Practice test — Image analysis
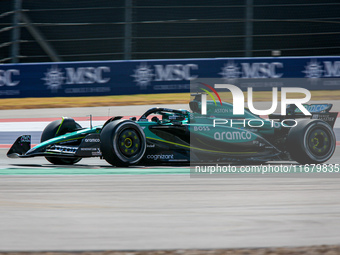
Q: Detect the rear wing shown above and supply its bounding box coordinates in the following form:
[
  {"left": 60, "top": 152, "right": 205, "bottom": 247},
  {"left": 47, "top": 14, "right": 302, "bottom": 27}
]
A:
[
  {"left": 286, "top": 103, "right": 332, "bottom": 115},
  {"left": 311, "top": 112, "right": 338, "bottom": 128},
  {"left": 269, "top": 104, "right": 338, "bottom": 128}
]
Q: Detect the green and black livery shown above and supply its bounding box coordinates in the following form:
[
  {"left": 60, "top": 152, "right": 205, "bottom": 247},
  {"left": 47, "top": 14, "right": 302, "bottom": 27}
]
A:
[{"left": 7, "top": 98, "right": 337, "bottom": 166}]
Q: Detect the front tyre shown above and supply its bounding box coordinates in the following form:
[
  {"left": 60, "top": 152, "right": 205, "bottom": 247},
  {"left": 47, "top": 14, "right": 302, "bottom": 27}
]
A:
[
  {"left": 41, "top": 118, "right": 82, "bottom": 165},
  {"left": 100, "top": 120, "right": 146, "bottom": 167},
  {"left": 286, "top": 119, "right": 336, "bottom": 164}
]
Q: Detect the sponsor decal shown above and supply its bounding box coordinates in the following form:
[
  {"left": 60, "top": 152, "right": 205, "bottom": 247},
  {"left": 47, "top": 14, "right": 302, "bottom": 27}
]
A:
[
  {"left": 0, "top": 90, "right": 20, "bottom": 96},
  {"left": 132, "top": 62, "right": 198, "bottom": 89},
  {"left": 64, "top": 87, "right": 111, "bottom": 94},
  {"left": 219, "top": 61, "right": 283, "bottom": 80},
  {"left": 154, "top": 64, "right": 198, "bottom": 81},
  {"left": 294, "top": 104, "right": 330, "bottom": 113},
  {"left": 214, "top": 108, "right": 231, "bottom": 113},
  {"left": 153, "top": 84, "right": 191, "bottom": 90},
  {"left": 92, "top": 151, "right": 102, "bottom": 156},
  {"left": 41, "top": 66, "right": 65, "bottom": 92},
  {"left": 214, "top": 131, "right": 252, "bottom": 141},
  {"left": 65, "top": 66, "right": 110, "bottom": 84},
  {"left": 42, "top": 65, "right": 111, "bottom": 92},
  {"left": 139, "top": 118, "right": 149, "bottom": 122},
  {"left": 323, "top": 61, "right": 340, "bottom": 77},
  {"left": 303, "top": 59, "right": 340, "bottom": 84},
  {"left": 81, "top": 148, "right": 98, "bottom": 151},
  {"left": 131, "top": 62, "right": 154, "bottom": 89},
  {"left": 20, "top": 135, "right": 31, "bottom": 143},
  {"left": 146, "top": 154, "right": 174, "bottom": 160},
  {"left": 80, "top": 147, "right": 102, "bottom": 156},
  {"left": 311, "top": 113, "right": 338, "bottom": 127},
  {"left": 84, "top": 138, "right": 100, "bottom": 143},
  {"left": 303, "top": 59, "right": 324, "bottom": 84},
  {"left": 0, "top": 69, "right": 20, "bottom": 87},
  {"left": 240, "top": 62, "right": 283, "bottom": 78},
  {"left": 168, "top": 114, "right": 185, "bottom": 121},
  {"left": 169, "top": 115, "right": 180, "bottom": 120},
  {"left": 193, "top": 126, "right": 210, "bottom": 131},
  {"left": 219, "top": 61, "right": 241, "bottom": 82},
  {"left": 303, "top": 59, "right": 322, "bottom": 79},
  {"left": 312, "top": 114, "right": 335, "bottom": 122}
]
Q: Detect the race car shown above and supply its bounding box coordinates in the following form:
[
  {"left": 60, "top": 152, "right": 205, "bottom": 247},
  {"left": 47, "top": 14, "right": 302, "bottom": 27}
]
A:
[{"left": 7, "top": 97, "right": 337, "bottom": 166}]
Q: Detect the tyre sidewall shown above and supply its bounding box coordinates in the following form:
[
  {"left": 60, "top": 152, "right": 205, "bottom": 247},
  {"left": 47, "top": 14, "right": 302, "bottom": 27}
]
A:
[
  {"left": 100, "top": 120, "right": 146, "bottom": 166},
  {"left": 287, "top": 119, "right": 335, "bottom": 164},
  {"left": 303, "top": 121, "right": 335, "bottom": 163}
]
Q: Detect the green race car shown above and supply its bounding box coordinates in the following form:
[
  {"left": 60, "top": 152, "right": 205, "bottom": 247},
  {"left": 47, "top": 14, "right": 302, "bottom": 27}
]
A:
[{"left": 7, "top": 98, "right": 337, "bottom": 166}]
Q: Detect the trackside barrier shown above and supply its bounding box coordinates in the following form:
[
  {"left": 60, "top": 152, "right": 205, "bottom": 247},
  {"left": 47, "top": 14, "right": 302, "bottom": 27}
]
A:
[{"left": 1, "top": 56, "right": 340, "bottom": 98}]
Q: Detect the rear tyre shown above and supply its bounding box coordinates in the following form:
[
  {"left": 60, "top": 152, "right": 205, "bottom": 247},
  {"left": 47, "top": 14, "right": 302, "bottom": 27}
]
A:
[
  {"left": 286, "top": 119, "right": 336, "bottom": 164},
  {"left": 100, "top": 120, "right": 146, "bottom": 167},
  {"left": 41, "top": 118, "right": 82, "bottom": 165}
]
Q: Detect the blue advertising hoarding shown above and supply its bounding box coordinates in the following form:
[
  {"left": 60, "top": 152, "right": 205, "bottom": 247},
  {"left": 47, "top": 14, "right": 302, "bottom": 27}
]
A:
[{"left": 0, "top": 56, "right": 340, "bottom": 98}]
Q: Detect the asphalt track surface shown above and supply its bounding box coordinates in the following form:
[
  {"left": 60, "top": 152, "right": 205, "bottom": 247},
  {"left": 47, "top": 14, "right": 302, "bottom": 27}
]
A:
[{"left": 1, "top": 103, "right": 340, "bottom": 251}]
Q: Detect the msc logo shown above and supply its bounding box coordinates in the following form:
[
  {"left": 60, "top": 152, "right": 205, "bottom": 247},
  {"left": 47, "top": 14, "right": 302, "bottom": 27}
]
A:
[
  {"left": 219, "top": 61, "right": 283, "bottom": 80},
  {"left": 303, "top": 59, "right": 340, "bottom": 80},
  {"left": 132, "top": 62, "right": 198, "bottom": 89},
  {"left": 323, "top": 61, "right": 340, "bottom": 77},
  {"left": 0, "top": 69, "right": 20, "bottom": 87},
  {"left": 218, "top": 61, "right": 241, "bottom": 82},
  {"left": 42, "top": 65, "right": 111, "bottom": 92},
  {"left": 303, "top": 59, "right": 324, "bottom": 80},
  {"left": 131, "top": 63, "right": 154, "bottom": 89}
]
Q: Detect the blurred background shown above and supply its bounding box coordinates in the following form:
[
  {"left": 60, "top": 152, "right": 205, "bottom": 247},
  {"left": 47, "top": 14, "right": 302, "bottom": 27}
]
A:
[{"left": 1, "top": 0, "right": 340, "bottom": 63}]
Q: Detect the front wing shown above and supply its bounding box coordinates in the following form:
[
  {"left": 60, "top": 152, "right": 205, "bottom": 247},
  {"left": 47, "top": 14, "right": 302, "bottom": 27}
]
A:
[{"left": 7, "top": 134, "right": 102, "bottom": 159}]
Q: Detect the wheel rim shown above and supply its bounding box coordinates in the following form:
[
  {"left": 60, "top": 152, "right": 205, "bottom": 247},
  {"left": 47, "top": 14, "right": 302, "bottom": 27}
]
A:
[
  {"left": 307, "top": 127, "right": 332, "bottom": 157},
  {"left": 117, "top": 128, "right": 141, "bottom": 157}
]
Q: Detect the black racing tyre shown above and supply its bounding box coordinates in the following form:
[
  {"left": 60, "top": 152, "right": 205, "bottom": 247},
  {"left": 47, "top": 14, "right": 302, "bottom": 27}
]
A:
[
  {"left": 286, "top": 119, "right": 336, "bottom": 164},
  {"left": 41, "top": 118, "right": 82, "bottom": 165},
  {"left": 100, "top": 120, "right": 146, "bottom": 167}
]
